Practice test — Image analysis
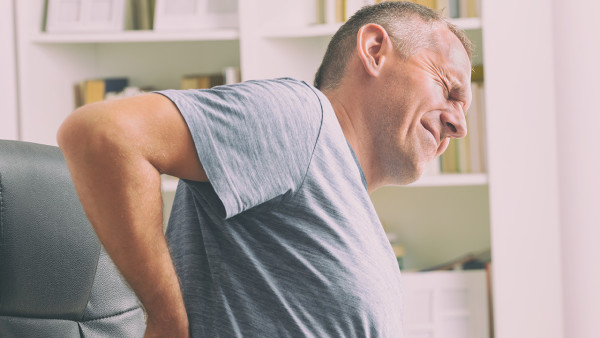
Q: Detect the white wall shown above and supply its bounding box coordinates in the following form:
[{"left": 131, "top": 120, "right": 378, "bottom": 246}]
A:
[
  {"left": 482, "top": 0, "right": 564, "bottom": 336},
  {"left": 553, "top": 0, "right": 600, "bottom": 337},
  {"left": 0, "top": 0, "right": 19, "bottom": 140}
]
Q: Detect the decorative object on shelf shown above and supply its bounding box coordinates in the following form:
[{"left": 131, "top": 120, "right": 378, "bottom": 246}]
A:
[
  {"left": 223, "top": 66, "right": 241, "bottom": 85},
  {"left": 44, "top": 0, "right": 133, "bottom": 33},
  {"left": 418, "top": 248, "right": 491, "bottom": 272},
  {"left": 153, "top": 0, "right": 238, "bottom": 32}
]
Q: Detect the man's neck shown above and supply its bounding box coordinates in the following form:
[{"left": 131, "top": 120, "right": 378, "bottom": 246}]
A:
[{"left": 323, "top": 89, "right": 383, "bottom": 193}]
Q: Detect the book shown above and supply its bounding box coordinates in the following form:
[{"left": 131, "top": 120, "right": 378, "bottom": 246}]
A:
[
  {"left": 466, "top": 81, "right": 485, "bottom": 173},
  {"left": 336, "top": 0, "right": 346, "bottom": 22},
  {"left": 448, "top": 0, "right": 459, "bottom": 18},
  {"left": 422, "top": 155, "right": 441, "bottom": 176},
  {"left": 75, "top": 77, "right": 129, "bottom": 107},
  {"left": 325, "top": 0, "right": 337, "bottom": 24},
  {"left": 472, "top": 64, "right": 485, "bottom": 82},
  {"left": 436, "top": 0, "right": 450, "bottom": 17},
  {"left": 459, "top": 0, "right": 468, "bottom": 18},
  {"left": 440, "top": 138, "right": 459, "bottom": 173},
  {"left": 320, "top": 0, "right": 346, "bottom": 24},
  {"left": 181, "top": 74, "right": 225, "bottom": 90},
  {"left": 456, "top": 131, "right": 471, "bottom": 173},
  {"left": 409, "top": 0, "right": 437, "bottom": 10},
  {"left": 466, "top": 0, "right": 480, "bottom": 17},
  {"left": 476, "top": 81, "right": 487, "bottom": 173},
  {"left": 84, "top": 80, "right": 106, "bottom": 105},
  {"left": 133, "top": 0, "right": 156, "bottom": 30},
  {"left": 377, "top": 0, "right": 436, "bottom": 11}
]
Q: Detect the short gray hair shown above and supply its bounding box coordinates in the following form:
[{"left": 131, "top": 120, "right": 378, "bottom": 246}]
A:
[{"left": 313, "top": 1, "right": 473, "bottom": 90}]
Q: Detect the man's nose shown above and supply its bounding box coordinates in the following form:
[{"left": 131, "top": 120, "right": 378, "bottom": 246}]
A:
[{"left": 440, "top": 107, "right": 467, "bottom": 139}]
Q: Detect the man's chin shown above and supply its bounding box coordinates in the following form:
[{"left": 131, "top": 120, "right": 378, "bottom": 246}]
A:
[{"left": 390, "top": 167, "right": 423, "bottom": 186}]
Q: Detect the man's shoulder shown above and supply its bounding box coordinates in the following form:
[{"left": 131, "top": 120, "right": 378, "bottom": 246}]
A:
[{"left": 229, "top": 77, "right": 322, "bottom": 102}]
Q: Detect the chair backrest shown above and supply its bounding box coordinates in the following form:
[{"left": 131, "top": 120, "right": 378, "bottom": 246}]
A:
[{"left": 0, "top": 140, "right": 146, "bottom": 337}]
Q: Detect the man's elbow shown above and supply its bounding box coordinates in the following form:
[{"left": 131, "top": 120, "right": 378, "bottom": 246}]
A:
[
  {"left": 58, "top": 105, "right": 92, "bottom": 156},
  {"left": 57, "top": 103, "right": 118, "bottom": 161}
]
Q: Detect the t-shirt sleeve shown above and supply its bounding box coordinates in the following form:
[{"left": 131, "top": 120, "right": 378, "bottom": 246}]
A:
[{"left": 156, "top": 79, "right": 323, "bottom": 219}]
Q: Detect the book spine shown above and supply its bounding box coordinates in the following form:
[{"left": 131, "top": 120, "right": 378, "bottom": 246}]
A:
[
  {"left": 441, "top": 138, "right": 459, "bottom": 173},
  {"left": 436, "top": 0, "right": 450, "bottom": 17},
  {"left": 467, "top": 81, "right": 482, "bottom": 173},
  {"left": 448, "top": 0, "right": 459, "bottom": 18},
  {"left": 456, "top": 134, "right": 471, "bottom": 173},
  {"left": 84, "top": 80, "right": 106, "bottom": 105},
  {"left": 325, "top": 0, "right": 337, "bottom": 24}
]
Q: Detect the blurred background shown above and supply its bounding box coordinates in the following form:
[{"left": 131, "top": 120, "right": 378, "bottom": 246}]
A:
[{"left": 1, "top": 1, "right": 598, "bottom": 337}]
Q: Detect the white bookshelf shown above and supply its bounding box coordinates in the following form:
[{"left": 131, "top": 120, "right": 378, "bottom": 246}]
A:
[
  {"left": 13, "top": 1, "right": 563, "bottom": 337},
  {"left": 31, "top": 29, "right": 240, "bottom": 43}
]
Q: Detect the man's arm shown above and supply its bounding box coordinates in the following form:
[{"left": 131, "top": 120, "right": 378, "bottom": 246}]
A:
[{"left": 57, "top": 93, "right": 207, "bottom": 338}]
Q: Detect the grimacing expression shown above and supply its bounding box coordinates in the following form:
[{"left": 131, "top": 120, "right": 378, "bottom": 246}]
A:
[{"left": 372, "top": 25, "right": 472, "bottom": 185}]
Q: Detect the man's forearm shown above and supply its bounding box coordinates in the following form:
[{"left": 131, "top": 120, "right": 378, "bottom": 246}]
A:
[{"left": 58, "top": 106, "right": 189, "bottom": 337}]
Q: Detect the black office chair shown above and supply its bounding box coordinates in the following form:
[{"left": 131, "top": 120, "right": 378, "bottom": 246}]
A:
[{"left": 0, "top": 140, "right": 146, "bottom": 337}]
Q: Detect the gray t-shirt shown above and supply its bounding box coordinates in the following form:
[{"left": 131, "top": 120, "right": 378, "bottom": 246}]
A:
[{"left": 157, "top": 78, "right": 403, "bottom": 337}]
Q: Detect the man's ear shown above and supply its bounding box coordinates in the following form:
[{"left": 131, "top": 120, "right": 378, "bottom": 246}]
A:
[{"left": 356, "top": 24, "right": 393, "bottom": 78}]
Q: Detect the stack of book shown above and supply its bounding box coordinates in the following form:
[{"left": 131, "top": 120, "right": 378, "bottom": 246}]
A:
[
  {"left": 315, "top": 0, "right": 481, "bottom": 25},
  {"left": 181, "top": 67, "right": 241, "bottom": 90},
  {"left": 181, "top": 74, "right": 225, "bottom": 90},
  {"left": 74, "top": 77, "right": 129, "bottom": 107}
]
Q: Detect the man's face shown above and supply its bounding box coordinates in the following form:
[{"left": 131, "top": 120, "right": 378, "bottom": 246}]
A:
[{"left": 370, "top": 25, "right": 472, "bottom": 185}]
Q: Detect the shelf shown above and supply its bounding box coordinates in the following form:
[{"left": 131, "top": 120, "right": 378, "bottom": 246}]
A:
[
  {"left": 160, "top": 174, "right": 486, "bottom": 192},
  {"left": 31, "top": 29, "right": 240, "bottom": 44},
  {"left": 407, "top": 173, "right": 487, "bottom": 187},
  {"left": 30, "top": 18, "right": 480, "bottom": 43},
  {"left": 263, "top": 17, "right": 481, "bottom": 39}
]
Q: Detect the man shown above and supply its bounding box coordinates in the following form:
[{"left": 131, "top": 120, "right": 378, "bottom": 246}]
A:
[{"left": 57, "top": 2, "right": 472, "bottom": 337}]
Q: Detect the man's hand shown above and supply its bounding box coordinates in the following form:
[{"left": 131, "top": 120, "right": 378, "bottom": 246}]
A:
[{"left": 144, "top": 317, "right": 190, "bottom": 338}]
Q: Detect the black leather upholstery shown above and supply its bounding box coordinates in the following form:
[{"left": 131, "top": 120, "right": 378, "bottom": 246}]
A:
[{"left": 0, "top": 140, "right": 146, "bottom": 337}]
